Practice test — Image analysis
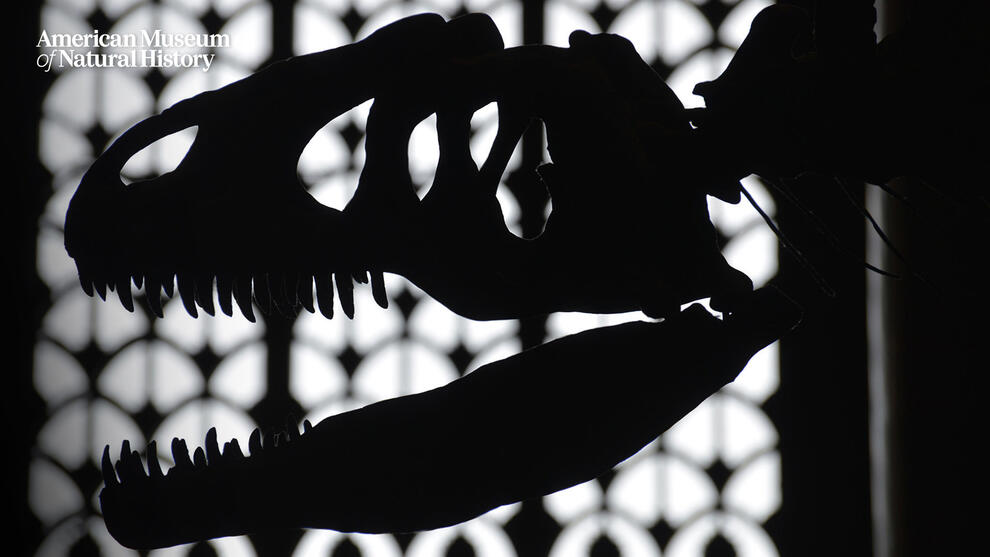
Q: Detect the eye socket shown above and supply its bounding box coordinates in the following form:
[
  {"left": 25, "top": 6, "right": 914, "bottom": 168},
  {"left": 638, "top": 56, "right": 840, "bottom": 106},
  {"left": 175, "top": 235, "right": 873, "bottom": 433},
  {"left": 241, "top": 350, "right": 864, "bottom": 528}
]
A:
[
  {"left": 119, "top": 125, "right": 198, "bottom": 185},
  {"left": 297, "top": 100, "right": 369, "bottom": 211}
]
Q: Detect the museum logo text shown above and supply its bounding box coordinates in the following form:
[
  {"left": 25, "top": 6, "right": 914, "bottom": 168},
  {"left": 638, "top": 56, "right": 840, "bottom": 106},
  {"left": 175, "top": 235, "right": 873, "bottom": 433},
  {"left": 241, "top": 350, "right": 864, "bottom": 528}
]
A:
[{"left": 37, "top": 29, "right": 230, "bottom": 72}]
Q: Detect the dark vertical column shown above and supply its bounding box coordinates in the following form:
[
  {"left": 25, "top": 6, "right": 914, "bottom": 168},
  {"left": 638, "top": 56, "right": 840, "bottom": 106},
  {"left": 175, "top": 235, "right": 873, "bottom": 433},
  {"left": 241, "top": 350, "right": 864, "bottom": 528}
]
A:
[
  {"left": 249, "top": 3, "right": 304, "bottom": 555},
  {"left": 765, "top": 3, "right": 876, "bottom": 555},
  {"left": 271, "top": 0, "right": 295, "bottom": 65},
  {"left": 503, "top": 3, "right": 563, "bottom": 557},
  {"left": 13, "top": 2, "right": 51, "bottom": 555},
  {"left": 257, "top": 0, "right": 300, "bottom": 425},
  {"left": 514, "top": 0, "right": 550, "bottom": 248},
  {"left": 251, "top": 1, "right": 300, "bottom": 420},
  {"left": 878, "top": 179, "right": 982, "bottom": 557},
  {"left": 872, "top": 3, "right": 983, "bottom": 556},
  {"left": 522, "top": 0, "right": 545, "bottom": 46},
  {"left": 768, "top": 174, "right": 873, "bottom": 557},
  {"left": 251, "top": 0, "right": 302, "bottom": 430},
  {"left": 509, "top": 0, "right": 549, "bottom": 354}
]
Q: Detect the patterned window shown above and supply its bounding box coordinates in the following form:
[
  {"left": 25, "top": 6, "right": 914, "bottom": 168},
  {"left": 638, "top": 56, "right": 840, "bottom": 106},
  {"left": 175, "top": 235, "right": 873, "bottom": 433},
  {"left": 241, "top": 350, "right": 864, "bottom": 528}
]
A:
[{"left": 32, "top": 1, "right": 781, "bottom": 555}]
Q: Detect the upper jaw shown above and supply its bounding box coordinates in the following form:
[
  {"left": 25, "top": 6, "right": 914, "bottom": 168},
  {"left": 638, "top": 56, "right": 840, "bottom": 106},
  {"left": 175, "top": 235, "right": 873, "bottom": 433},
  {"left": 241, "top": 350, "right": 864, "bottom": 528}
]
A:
[{"left": 66, "top": 14, "right": 754, "bottom": 323}]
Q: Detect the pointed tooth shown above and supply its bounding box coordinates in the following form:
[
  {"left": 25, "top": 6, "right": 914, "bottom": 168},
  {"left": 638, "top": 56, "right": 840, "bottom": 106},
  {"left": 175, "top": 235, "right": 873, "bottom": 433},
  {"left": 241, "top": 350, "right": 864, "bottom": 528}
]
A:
[
  {"left": 147, "top": 441, "right": 163, "bottom": 478},
  {"left": 276, "top": 274, "right": 301, "bottom": 318},
  {"left": 78, "top": 264, "right": 95, "bottom": 297},
  {"left": 145, "top": 275, "right": 163, "bottom": 317},
  {"left": 162, "top": 274, "right": 175, "bottom": 298},
  {"left": 94, "top": 280, "right": 107, "bottom": 301},
  {"left": 285, "top": 273, "right": 302, "bottom": 317},
  {"left": 267, "top": 273, "right": 286, "bottom": 312},
  {"left": 370, "top": 271, "right": 389, "bottom": 308},
  {"left": 127, "top": 450, "right": 145, "bottom": 480},
  {"left": 79, "top": 276, "right": 94, "bottom": 297},
  {"left": 352, "top": 270, "right": 369, "bottom": 284},
  {"left": 101, "top": 445, "right": 118, "bottom": 487},
  {"left": 217, "top": 275, "right": 234, "bottom": 317},
  {"left": 193, "top": 446, "right": 207, "bottom": 469},
  {"left": 303, "top": 419, "right": 313, "bottom": 434},
  {"left": 107, "top": 280, "right": 116, "bottom": 292},
  {"left": 116, "top": 450, "right": 143, "bottom": 484},
  {"left": 335, "top": 272, "right": 355, "bottom": 319},
  {"left": 253, "top": 274, "right": 272, "bottom": 315},
  {"left": 281, "top": 273, "right": 299, "bottom": 309},
  {"left": 297, "top": 275, "right": 314, "bottom": 313},
  {"left": 177, "top": 275, "right": 198, "bottom": 317},
  {"left": 172, "top": 437, "right": 193, "bottom": 470},
  {"left": 234, "top": 275, "right": 255, "bottom": 322},
  {"left": 205, "top": 427, "right": 221, "bottom": 464},
  {"left": 132, "top": 275, "right": 143, "bottom": 289},
  {"left": 116, "top": 276, "right": 134, "bottom": 312},
  {"left": 115, "top": 440, "right": 133, "bottom": 482},
  {"left": 195, "top": 275, "right": 215, "bottom": 316},
  {"left": 114, "top": 460, "right": 125, "bottom": 484},
  {"left": 249, "top": 428, "right": 262, "bottom": 455},
  {"left": 220, "top": 442, "right": 237, "bottom": 464},
  {"left": 226, "top": 438, "right": 244, "bottom": 460},
  {"left": 315, "top": 274, "right": 334, "bottom": 319}
]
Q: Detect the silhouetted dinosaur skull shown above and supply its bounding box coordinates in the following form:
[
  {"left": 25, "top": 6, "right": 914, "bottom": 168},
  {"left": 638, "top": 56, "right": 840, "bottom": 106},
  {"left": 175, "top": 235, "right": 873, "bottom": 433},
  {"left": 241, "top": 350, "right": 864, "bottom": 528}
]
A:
[
  {"left": 68, "top": 12, "right": 793, "bottom": 551},
  {"left": 65, "top": 13, "right": 752, "bottom": 323}
]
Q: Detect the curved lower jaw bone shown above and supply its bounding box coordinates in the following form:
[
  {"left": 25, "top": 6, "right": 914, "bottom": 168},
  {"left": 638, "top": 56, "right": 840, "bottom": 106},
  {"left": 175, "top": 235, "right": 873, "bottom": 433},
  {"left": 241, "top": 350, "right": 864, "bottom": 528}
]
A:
[{"left": 98, "top": 287, "right": 800, "bottom": 549}]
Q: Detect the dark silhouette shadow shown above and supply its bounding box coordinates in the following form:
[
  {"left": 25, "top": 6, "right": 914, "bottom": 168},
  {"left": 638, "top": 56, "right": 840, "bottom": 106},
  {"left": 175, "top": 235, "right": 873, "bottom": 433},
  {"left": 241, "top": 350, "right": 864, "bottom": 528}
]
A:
[
  {"left": 99, "top": 287, "right": 797, "bottom": 549},
  {"left": 64, "top": 13, "right": 752, "bottom": 324},
  {"left": 63, "top": 1, "right": 990, "bottom": 551},
  {"left": 64, "top": 11, "right": 802, "bottom": 550}
]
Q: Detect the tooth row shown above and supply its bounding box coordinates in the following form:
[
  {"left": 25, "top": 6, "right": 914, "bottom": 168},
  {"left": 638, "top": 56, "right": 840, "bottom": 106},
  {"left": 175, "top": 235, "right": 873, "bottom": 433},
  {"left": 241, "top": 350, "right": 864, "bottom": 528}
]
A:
[
  {"left": 77, "top": 265, "right": 390, "bottom": 322},
  {"left": 101, "top": 419, "right": 315, "bottom": 488}
]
